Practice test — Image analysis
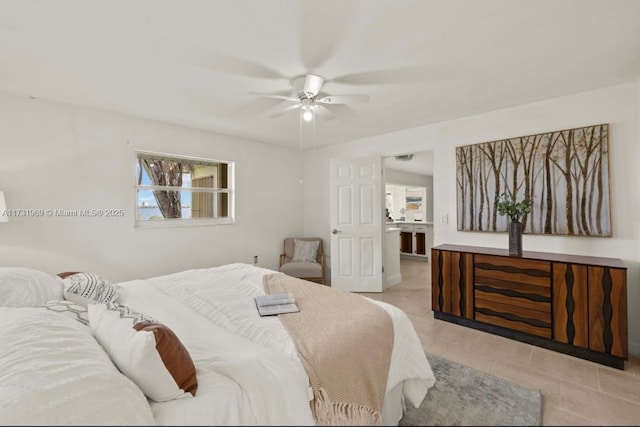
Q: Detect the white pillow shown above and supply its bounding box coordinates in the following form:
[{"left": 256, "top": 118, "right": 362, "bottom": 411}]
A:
[
  {"left": 89, "top": 303, "right": 198, "bottom": 402},
  {"left": 0, "top": 307, "right": 155, "bottom": 425},
  {"left": 38, "top": 300, "right": 89, "bottom": 326},
  {"left": 0, "top": 267, "right": 63, "bottom": 307},
  {"left": 292, "top": 239, "right": 319, "bottom": 262},
  {"left": 61, "top": 272, "right": 121, "bottom": 307}
]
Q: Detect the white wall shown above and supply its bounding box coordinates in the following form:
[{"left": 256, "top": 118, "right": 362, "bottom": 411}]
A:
[
  {"left": 387, "top": 184, "right": 406, "bottom": 220},
  {"left": 303, "top": 81, "right": 640, "bottom": 356},
  {"left": 0, "top": 92, "right": 304, "bottom": 281}
]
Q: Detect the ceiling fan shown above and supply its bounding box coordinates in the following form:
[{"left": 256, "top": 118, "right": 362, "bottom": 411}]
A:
[{"left": 254, "top": 74, "right": 370, "bottom": 121}]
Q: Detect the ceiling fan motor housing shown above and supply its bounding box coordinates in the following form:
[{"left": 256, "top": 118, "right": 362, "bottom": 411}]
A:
[
  {"left": 292, "top": 74, "right": 325, "bottom": 100},
  {"left": 263, "top": 73, "right": 367, "bottom": 120}
]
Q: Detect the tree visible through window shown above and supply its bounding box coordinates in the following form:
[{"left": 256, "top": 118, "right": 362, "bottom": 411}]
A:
[{"left": 135, "top": 152, "right": 233, "bottom": 225}]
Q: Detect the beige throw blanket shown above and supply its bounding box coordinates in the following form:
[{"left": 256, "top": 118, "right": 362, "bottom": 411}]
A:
[{"left": 263, "top": 273, "right": 394, "bottom": 426}]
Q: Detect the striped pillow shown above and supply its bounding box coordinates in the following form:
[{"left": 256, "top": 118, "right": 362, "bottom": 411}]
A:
[{"left": 61, "top": 272, "right": 120, "bottom": 307}]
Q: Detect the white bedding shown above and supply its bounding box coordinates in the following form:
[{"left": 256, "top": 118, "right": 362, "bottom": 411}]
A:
[
  {"left": 115, "top": 263, "right": 435, "bottom": 426},
  {"left": 116, "top": 276, "right": 314, "bottom": 426},
  {"left": 0, "top": 308, "right": 156, "bottom": 426},
  {"left": 0, "top": 263, "right": 434, "bottom": 426}
]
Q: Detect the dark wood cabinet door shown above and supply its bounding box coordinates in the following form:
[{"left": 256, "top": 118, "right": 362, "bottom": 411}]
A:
[
  {"left": 431, "top": 249, "right": 451, "bottom": 313},
  {"left": 415, "top": 233, "right": 426, "bottom": 255},
  {"left": 553, "top": 263, "right": 588, "bottom": 348},
  {"left": 588, "top": 266, "right": 628, "bottom": 358},
  {"left": 431, "top": 249, "right": 473, "bottom": 318},
  {"left": 450, "top": 252, "right": 473, "bottom": 319},
  {"left": 400, "top": 231, "right": 413, "bottom": 253}
]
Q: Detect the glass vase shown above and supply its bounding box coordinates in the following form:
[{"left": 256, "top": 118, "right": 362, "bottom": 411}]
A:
[{"left": 508, "top": 221, "right": 523, "bottom": 256}]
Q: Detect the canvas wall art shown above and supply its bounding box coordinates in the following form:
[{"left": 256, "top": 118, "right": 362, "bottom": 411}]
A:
[
  {"left": 456, "top": 123, "right": 611, "bottom": 236},
  {"left": 405, "top": 188, "right": 423, "bottom": 211}
]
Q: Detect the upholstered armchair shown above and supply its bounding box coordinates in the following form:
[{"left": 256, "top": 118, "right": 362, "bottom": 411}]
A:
[{"left": 279, "top": 238, "right": 325, "bottom": 285}]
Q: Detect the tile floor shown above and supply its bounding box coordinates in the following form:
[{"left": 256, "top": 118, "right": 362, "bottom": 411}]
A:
[{"left": 358, "top": 257, "right": 640, "bottom": 426}]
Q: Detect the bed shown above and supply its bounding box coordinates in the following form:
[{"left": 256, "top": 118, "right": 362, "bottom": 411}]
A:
[{"left": 0, "top": 263, "right": 435, "bottom": 426}]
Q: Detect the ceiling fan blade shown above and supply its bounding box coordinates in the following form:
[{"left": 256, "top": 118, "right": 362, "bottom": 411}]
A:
[
  {"left": 315, "top": 104, "right": 336, "bottom": 121},
  {"left": 303, "top": 74, "right": 325, "bottom": 97},
  {"left": 268, "top": 102, "right": 301, "bottom": 118},
  {"left": 249, "top": 92, "right": 299, "bottom": 102},
  {"left": 199, "top": 51, "right": 286, "bottom": 80},
  {"left": 316, "top": 94, "right": 370, "bottom": 104},
  {"left": 229, "top": 97, "right": 288, "bottom": 118},
  {"left": 327, "top": 104, "right": 359, "bottom": 122},
  {"left": 332, "top": 66, "right": 431, "bottom": 85},
  {"left": 297, "top": 1, "right": 358, "bottom": 70}
]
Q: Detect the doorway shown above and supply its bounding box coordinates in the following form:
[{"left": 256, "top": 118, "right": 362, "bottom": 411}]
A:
[
  {"left": 383, "top": 151, "right": 434, "bottom": 274},
  {"left": 383, "top": 151, "right": 434, "bottom": 224}
]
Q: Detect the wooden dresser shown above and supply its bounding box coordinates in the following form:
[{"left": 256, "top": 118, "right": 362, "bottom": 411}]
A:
[{"left": 431, "top": 244, "right": 628, "bottom": 369}]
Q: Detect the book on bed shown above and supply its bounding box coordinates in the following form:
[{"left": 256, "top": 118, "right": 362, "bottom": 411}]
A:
[{"left": 255, "top": 293, "right": 299, "bottom": 316}]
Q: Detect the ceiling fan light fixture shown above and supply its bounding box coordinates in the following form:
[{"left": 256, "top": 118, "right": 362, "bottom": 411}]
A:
[
  {"left": 300, "top": 98, "right": 316, "bottom": 121},
  {"left": 302, "top": 109, "right": 313, "bottom": 121}
]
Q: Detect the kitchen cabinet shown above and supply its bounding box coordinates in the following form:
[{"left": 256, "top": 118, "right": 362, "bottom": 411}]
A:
[{"left": 397, "top": 223, "right": 432, "bottom": 259}]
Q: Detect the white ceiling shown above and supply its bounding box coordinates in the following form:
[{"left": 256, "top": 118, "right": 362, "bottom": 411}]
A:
[
  {"left": 1, "top": 0, "right": 639, "bottom": 155},
  {"left": 384, "top": 152, "right": 433, "bottom": 176}
]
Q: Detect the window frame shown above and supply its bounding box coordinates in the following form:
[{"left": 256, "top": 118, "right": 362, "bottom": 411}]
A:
[{"left": 134, "top": 150, "right": 235, "bottom": 229}]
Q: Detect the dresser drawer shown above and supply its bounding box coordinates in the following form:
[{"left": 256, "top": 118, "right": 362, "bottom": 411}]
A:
[
  {"left": 474, "top": 254, "right": 551, "bottom": 288},
  {"left": 475, "top": 283, "right": 550, "bottom": 312},
  {"left": 475, "top": 298, "right": 551, "bottom": 338}
]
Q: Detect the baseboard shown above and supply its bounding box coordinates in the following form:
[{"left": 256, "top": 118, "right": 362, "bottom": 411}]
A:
[
  {"left": 400, "top": 253, "right": 429, "bottom": 261},
  {"left": 385, "top": 273, "right": 402, "bottom": 288}
]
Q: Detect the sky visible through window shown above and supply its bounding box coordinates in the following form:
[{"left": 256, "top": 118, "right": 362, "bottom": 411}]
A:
[{"left": 137, "top": 164, "right": 192, "bottom": 208}]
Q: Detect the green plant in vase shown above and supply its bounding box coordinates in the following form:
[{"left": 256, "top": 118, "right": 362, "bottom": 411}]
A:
[
  {"left": 496, "top": 193, "right": 532, "bottom": 223},
  {"left": 496, "top": 193, "right": 532, "bottom": 256}
]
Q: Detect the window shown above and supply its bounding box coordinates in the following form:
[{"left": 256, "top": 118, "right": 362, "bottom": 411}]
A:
[{"left": 135, "top": 151, "right": 234, "bottom": 227}]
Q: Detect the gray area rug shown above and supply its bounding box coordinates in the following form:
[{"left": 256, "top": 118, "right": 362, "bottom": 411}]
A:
[{"left": 399, "top": 352, "right": 542, "bottom": 426}]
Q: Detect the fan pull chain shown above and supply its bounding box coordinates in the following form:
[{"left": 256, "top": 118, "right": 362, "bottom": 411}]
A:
[
  {"left": 312, "top": 111, "right": 316, "bottom": 152},
  {"left": 299, "top": 110, "right": 304, "bottom": 184}
]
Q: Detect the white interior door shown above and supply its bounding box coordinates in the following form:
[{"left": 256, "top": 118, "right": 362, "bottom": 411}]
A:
[{"left": 330, "top": 157, "right": 383, "bottom": 292}]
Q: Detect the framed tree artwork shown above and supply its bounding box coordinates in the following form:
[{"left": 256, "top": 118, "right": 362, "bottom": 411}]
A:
[{"left": 456, "top": 123, "right": 611, "bottom": 236}]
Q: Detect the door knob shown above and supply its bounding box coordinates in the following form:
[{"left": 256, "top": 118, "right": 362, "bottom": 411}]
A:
[{"left": 332, "top": 229, "right": 341, "bottom": 234}]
